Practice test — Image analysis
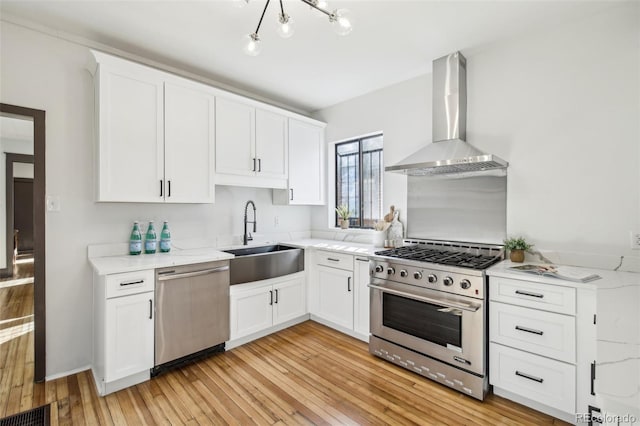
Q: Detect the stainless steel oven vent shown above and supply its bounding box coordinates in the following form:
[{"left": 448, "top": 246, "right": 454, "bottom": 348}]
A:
[{"left": 386, "top": 52, "right": 508, "bottom": 176}]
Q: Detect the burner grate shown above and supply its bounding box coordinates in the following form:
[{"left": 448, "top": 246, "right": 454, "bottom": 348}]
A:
[{"left": 375, "top": 244, "right": 503, "bottom": 270}]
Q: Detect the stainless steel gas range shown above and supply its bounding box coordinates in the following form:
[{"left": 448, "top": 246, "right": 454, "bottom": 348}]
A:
[{"left": 368, "top": 239, "right": 504, "bottom": 400}]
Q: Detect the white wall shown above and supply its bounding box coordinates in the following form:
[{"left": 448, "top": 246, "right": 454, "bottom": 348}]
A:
[
  {"left": 312, "top": 3, "right": 640, "bottom": 269},
  {"left": 0, "top": 134, "right": 34, "bottom": 269},
  {"left": 0, "top": 21, "right": 311, "bottom": 376}
]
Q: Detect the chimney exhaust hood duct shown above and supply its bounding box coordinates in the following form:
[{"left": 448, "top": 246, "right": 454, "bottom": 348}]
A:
[{"left": 386, "top": 52, "right": 508, "bottom": 176}]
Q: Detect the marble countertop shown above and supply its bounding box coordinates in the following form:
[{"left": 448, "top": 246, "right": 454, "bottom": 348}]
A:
[
  {"left": 89, "top": 238, "right": 381, "bottom": 275},
  {"left": 89, "top": 247, "right": 235, "bottom": 275}
]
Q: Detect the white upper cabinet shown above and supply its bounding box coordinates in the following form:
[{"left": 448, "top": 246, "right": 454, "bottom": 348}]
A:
[
  {"left": 255, "top": 109, "right": 287, "bottom": 180},
  {"left": 164, "top": 80, "right": 216, "bottom": 203},
  {"left": 273, "top": 118, "right": 326, "bottom": 205},
  {"left": 215, "top": 96, "right": 255, "bottom": 178},
  {"left": 215, "top": 96, "right": 289, "bottom": 188},
  {"left": 94, "top": 55, "right": 165, "bottom": 202},
  {"left": 90, "top": 50, "right": 215, "bottom": 203}
]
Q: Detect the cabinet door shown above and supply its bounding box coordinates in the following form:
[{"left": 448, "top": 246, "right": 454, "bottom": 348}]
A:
[
  {"left": 105, "top": 292, "right": 154, "bottom": 382},
  {"left": 316, "top": 265, "right": 354, "bottom": 329},
  {"left": 353, "top": 257, "right": 371, "bottom": 337},
  {"left": 230, "top": 285, "right": 273, "bottom": 339},
  {"left": 288, "top": 119, "right": 325, "bottom": 205},
  {"left": 273, "top": 276, "right": 306, "bottom": 325},
  {"left": 255, "top": 109, "right": 287, "bottom": 180},
  {"left": 97, "top": 62, "right": 165, "bottom": 202},
  {"left": 215, "top": 97, "right": 255, "bottom": 177},
  {"left": 164, "top": 80, "right": 215, "bottom": 203}
]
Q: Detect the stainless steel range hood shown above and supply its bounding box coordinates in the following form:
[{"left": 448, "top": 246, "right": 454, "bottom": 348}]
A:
[{"left": 386, "top": 52, "right": 508, "bottom": 176}]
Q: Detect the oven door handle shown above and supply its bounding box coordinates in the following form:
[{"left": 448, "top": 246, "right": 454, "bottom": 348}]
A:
[{"left": 368, "top": 284, "right": 480, "bottom": 312}]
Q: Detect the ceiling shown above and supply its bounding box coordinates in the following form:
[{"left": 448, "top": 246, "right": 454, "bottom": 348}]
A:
[{"left": 0, "top": 1, "right": 615, "bottom": 112}]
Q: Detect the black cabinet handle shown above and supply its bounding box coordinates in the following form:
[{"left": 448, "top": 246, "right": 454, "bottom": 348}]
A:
[
  {"left": 168, "top": 180, "right": 171, "bottom": 197},
  {"left": 275, "top": 289, "right": 279, "bottom": 304},
  {"left": 290, "top": 189, "right": 293, "bottom": 201},
  {"left": 258, "top": 158, "right": 262, "bottom": 172},
  {"left": 160, "top": 180, "right": 163, "bottom": 197},
  {"left": 515, "top": 325, "right": 544, "bottom": 336},
  {"left": 149, "top": 299, "right": 153, "bottom": 319},
  {"left": 252, "top": 158, "right": 256, "bottom": 172},
  {"left": 347, "top": 277, "right": 351, "bottom": 292},
  {"left": 120, "top": 280, "right": 144, "bottom": 287},
  {"left": 515, "top": 290, "right": 544, "bottom": 298},
  {"left": 515, "top": 371, "right": 543, "bottom": 383},
  {"left": 269, "top": 290, "right": 273, "bottom": 305},
  {"left": 590, "top": 361, "right": 596, "bottom": 395},
  {"left": 327, "top": 258, "right": 340, "bottom": 262}
]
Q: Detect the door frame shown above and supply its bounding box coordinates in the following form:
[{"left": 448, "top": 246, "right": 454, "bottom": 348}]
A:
[{"left": 0, "top": 103, "right": 46, "bottom": 382}]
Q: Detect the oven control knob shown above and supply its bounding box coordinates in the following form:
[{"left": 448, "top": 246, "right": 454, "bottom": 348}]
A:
[
  {"left": 427, "top": 274, "right": 437, "bottom": 283},
  {"left": 387, "top": 267, "right": 395, "bottom": 275},
  {"left": 399, "top": 270, "right": 408, "bottom": 278},
  {"left": 443, "top": 276, "right": 454, "bottom": 286},
  {"left": 375, "top": 265, "right": 384, "bottom": 273},
  {"left": 413, "top": 271, "right": 423, "bottom": 280},
  {"left": 460, "top": 279, "right": 472, "bottom": 290}
]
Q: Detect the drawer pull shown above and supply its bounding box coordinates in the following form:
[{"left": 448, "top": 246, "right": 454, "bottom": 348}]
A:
[
  {"left": 515, "top": 370, "right": 544, "bottom": 383},
  {"left": 515, "top": 325, "right": 544, "bottom": 336},
  {"left": 120, "top": 279, "right": 144, "bottom": 287},
  {"left": 356, "top": 258, "right": 369, "bottom": 262},
  {"left": 515, "top": 290, "right": 544, "bottom": 298},
  {"left": 327, "top": 258, "right": 340, "bottom": 262}
]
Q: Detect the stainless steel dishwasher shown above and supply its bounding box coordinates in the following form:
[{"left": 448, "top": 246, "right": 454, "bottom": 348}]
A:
[{"left": 153, "top": 260, "right": 230, "bottom": 374}]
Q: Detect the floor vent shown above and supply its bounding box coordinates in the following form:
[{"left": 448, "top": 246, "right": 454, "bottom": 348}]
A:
[{"left": 0, "top": 405, "right": 50, "bottom": 426}]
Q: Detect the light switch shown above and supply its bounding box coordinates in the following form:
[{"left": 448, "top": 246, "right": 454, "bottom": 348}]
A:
[{"left": 46, "top": 195, "right": 61, "bottom": 212}]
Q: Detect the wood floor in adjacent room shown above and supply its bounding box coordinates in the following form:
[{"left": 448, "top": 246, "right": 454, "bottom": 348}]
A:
[{"left": 1, "top": 274, "right": 569, "bottom": 425}]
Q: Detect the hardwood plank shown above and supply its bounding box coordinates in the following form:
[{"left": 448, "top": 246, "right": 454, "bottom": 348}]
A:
[{"left": 0, "top": 317, "right": 574, "bottom": 425}]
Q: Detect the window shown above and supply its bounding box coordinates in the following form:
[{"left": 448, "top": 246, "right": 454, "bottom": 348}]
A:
[{"left": 335, "top": 134, "right": 383, "bottom": 228}]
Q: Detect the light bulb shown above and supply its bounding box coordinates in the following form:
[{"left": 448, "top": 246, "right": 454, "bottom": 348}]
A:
[
  {"left": 317, "top": 0, "right": 328, "bottom": 10},
  {"left": 243, "top": 33, "right": 261, "bottom": 56},
  {"left": 330, "top": 9, "right": 353, "bottom": 36},
  {"left": 276, "top": 13, "right": 295, "bottom": 38}
]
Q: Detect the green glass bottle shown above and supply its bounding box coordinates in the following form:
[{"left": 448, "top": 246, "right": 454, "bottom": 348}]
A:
[
  {"left": 144, "top": 221, "right": 157, "bottom": 254},
  {"left": 129, "top": 221, "right": 142, "bottom": 255},
  {"left": 160, "top": 221, "right": 171, "bottom": 253}
]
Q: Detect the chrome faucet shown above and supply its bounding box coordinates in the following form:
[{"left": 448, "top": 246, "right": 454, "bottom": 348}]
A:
[{"left": 243, "top": 200, "right": 257, "bottom": 245}]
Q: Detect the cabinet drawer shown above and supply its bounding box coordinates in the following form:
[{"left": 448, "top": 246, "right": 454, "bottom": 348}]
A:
[
  {"left": 490, "top": 343, "right": 575, "bottom": 414},
  {"left": 490, "top": 276, "right": 575, "bottom": 315},
  {"left": 106, "top": 270, "right": 154, "bottom": 298},
  {"left": 490, "top": 302, "right": 575, "bottom": 363},
  {"left": 315, "top": 250, "right": 353, "bottom": 271}
]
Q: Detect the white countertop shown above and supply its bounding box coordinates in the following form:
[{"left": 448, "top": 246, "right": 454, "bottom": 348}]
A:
[
  {"left": 487, "top": 259, "right": 640, "bottom": 289},
  {"left": 89, "top": 238, "right": 380, "bottom": 275},
  {"left": 89, "top": 247, "right": 235, "bottom": 275},
  {"left": 280, "top": 238, "right": 379, "bottom": 256}
]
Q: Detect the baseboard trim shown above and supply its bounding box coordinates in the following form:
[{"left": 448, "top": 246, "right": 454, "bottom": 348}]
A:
[
  {"left": 493, "top": 386, "right": 576, "bottom": 424},
  {"left": 45, "top": 364, "right": 92, "bottom": 382},
  {"left": 309, "top": 315, "right": 369, "bottom": 343},
  {"left": 226, "top": 314, "right": 310, "bottom": 350}
]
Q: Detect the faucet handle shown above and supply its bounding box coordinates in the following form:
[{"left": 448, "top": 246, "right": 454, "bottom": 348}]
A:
[{"left": 247, "top": 233, "right": 253, "bottom": 241}]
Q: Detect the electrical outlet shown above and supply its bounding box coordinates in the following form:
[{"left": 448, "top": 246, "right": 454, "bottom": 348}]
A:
[
  {"left": 631, "top": 231, "right": 640, "bottom": 250},
  {"left": 274, "top": 216, "right": 279, "bottom": 227}
]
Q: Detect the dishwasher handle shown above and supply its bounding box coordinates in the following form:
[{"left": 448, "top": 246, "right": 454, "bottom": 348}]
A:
[{"left": 157, "top": 265, "right": 229, "bottom": 281}]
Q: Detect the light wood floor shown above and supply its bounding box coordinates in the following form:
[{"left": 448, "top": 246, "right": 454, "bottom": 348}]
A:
[{"left": 1, "top": 269, "right": 570, "bottom": 425}]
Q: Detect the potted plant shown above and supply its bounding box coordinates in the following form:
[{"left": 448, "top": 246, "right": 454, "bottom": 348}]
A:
[
  {"left": 503, "top": 237, "right": 533, "bottom": 263},
  {"left": 335, "top": 204, "right": 351, "bottom": 229}
]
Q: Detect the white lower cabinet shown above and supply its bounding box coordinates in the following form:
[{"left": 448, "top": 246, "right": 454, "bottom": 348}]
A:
[
  {"left": 353, "top": 257, "right": 371, "bottom": 337},
  {"left": 488, "top": 274, "right": 597, "bottom": 423},
  {"left": 309, "top": 250, "right": 370, "bottom": 342},
  {"left": 93, "top": 269, "right": 155, "bottom": 396},
  {"left": 317, "top": 265, "right": 354, "bottom": 329},
  {"left": 230, "top": 273, "right": 306, "bottom": 341}
]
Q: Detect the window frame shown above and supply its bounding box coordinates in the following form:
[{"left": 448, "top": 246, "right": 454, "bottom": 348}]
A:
[{"left": 334, "top": 133, "right": 383, "bottom": 229}]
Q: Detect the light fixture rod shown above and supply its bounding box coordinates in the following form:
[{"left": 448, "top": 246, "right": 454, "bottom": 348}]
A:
[
  {"left": 298, "top": 0, "right": 332, "bottom": 17},
  {"left": 254, "top": 0, "right": 272, "bottom": 35},
  {"left": 279, "top": 0, "right": 285, "bottom": 16}
]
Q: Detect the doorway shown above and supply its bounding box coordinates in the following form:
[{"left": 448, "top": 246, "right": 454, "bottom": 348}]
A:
[{"left": 0, "top": 104, "right": 45, "bottom": 384}]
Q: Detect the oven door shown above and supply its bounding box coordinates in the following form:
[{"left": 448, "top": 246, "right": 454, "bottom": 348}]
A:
[{"left": 369, "top": 279, "right": 485, "bottom": 375}]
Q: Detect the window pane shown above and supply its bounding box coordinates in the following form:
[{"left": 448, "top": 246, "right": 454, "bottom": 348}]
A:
[{"left": 335, "top": 135, "right": 383, "bottom": 229}]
